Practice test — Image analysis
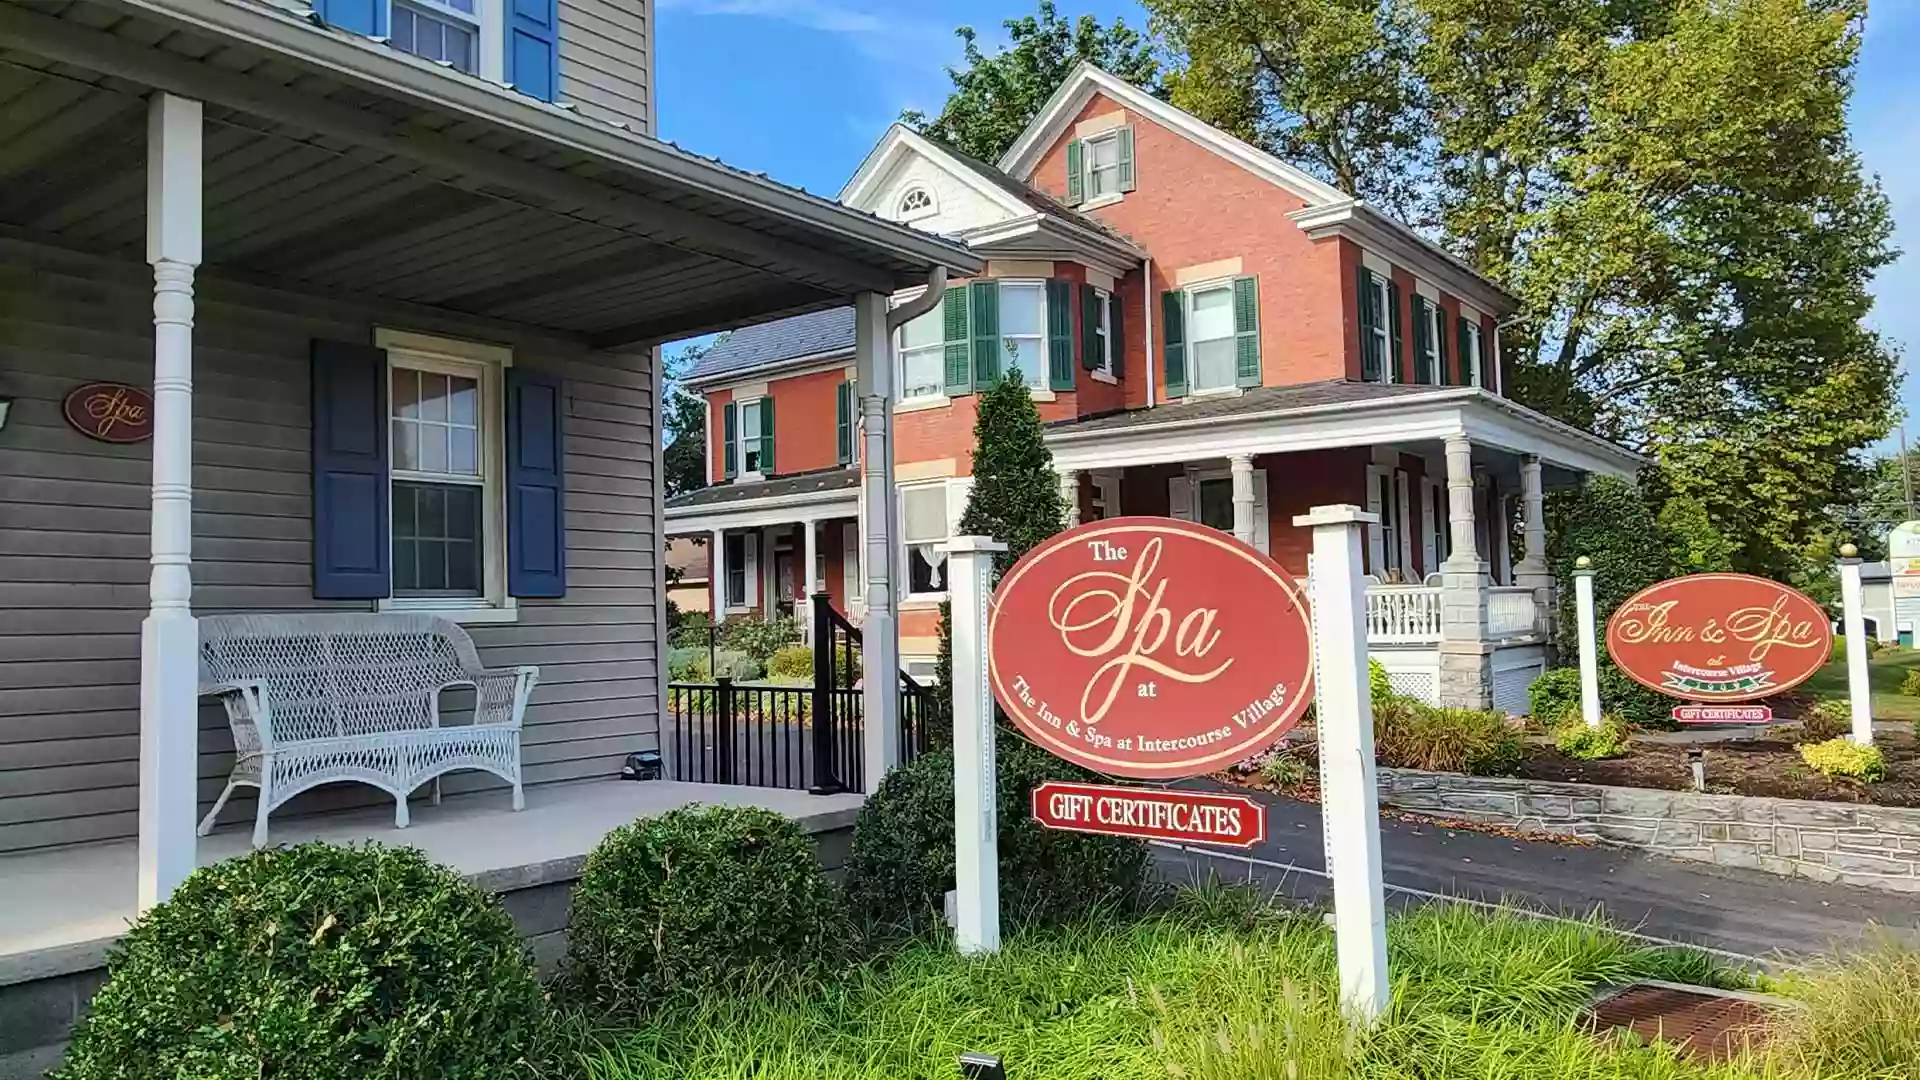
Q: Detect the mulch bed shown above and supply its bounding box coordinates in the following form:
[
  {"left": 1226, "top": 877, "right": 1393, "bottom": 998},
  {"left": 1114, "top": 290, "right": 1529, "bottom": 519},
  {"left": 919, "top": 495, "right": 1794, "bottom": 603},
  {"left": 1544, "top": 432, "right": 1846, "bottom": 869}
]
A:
[{"left": 1514, "top": 727, "right": 1920, "bottom": 807}]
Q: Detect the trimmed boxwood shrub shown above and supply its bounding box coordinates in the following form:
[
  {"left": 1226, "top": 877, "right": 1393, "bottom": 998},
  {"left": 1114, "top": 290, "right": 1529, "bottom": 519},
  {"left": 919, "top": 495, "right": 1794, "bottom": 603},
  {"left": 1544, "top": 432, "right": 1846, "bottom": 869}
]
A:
[
  {"left": 1796, "top": 699, "right": 1852, "bottom": 743},
  {"left": 844, "top": 738, "right": 1152, "bottom": 932},
  {"left": 1527, "top": 667, "right": 1583, "bottom": 723},
  {"left": 54, "top": 843, "right": 551, "bottom": 1080},
  {"left": 562, "top": 804, "right": 841, "bottom": 1014},
  {"left": 1553, "top": 715, "right": 1632, "bottom": 760},
  {"left": 767, "top": 643, "right": 815, "bottom": 680}
]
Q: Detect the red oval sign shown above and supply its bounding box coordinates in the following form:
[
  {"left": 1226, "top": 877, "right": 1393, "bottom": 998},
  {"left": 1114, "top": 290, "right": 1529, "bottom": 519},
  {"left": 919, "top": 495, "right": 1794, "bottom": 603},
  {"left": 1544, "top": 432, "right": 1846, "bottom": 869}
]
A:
[
  {"left": 62, "top": 382, "right": 154, "bottom": 444},
  {"left": 986, "top": 517, "right": 1314, "bottom": 779},
  {"left": 1605, "top": 573, "right": 1831, "bottom": 702}
]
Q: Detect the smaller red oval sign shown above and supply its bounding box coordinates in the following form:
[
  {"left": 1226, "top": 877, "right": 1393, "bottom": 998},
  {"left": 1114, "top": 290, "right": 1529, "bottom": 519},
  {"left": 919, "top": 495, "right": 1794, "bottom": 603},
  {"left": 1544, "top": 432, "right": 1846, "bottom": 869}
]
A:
[
  {"left": 62, "top": 382, "right": 154, "bottom": 444},
  {"left": 986, "top": 517, "right": 1314, "bottom": 780},
  {"left": 1605, "top": 573, "right": 1831, "bottom": 702}
]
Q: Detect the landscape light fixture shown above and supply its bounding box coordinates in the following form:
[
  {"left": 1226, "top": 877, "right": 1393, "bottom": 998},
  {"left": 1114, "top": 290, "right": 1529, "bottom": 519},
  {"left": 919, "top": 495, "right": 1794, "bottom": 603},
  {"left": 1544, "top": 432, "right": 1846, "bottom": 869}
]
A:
[{"left": 959, "top": 1052, "right": 1006, "bottom": 1080}]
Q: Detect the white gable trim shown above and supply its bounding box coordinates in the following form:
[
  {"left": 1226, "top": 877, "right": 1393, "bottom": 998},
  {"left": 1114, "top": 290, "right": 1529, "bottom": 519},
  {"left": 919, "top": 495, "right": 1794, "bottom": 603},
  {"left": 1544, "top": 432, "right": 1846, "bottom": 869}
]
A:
[
  {"left": 997, "top": 63, "right": 1348, "bottom": 208},
  {"left": 841, "top": 123, "right": 1032, "bottom": 221},
  {"left": 1295, "top": 201, "right": 1515, "bottom": 315}
]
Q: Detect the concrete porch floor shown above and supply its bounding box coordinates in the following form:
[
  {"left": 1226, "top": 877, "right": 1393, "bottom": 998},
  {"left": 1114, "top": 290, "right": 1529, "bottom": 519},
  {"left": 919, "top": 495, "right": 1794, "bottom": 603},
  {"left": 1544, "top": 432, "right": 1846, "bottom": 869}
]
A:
[{"left": 0, "top": 778, "right": 865, "bottom": 985}]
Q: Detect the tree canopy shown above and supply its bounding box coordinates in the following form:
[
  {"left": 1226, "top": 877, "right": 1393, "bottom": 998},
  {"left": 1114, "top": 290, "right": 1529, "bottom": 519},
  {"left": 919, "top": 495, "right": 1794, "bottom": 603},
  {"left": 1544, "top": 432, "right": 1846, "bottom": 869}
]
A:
[
  {"left": 1144, "top": 0, "right": 1898, "bottom": 579},
  {"left": 903, "top": 0, "right": 1162, "bottom": 163},
  {"left": 661, "top": 340, "right": 711, "bottom": 499}
]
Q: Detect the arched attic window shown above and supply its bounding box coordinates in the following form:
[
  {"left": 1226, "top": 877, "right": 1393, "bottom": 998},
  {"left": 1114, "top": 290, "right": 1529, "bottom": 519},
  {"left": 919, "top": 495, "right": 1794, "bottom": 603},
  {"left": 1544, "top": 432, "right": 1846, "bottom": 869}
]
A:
[{"left": 897, "top": 186, "right": 936, "bottom": 220}]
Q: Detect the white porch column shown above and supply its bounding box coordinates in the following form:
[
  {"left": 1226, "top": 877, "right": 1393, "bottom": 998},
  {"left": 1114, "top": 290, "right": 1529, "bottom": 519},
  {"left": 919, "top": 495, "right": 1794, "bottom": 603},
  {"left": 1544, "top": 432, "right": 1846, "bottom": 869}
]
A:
[
  {"left": 1515, "top": 456, "right": 1556, "bottom": 645},
  {"left": 1230, "top": 454, "right": 1257, "bottom": 548},
  {"left": 1059, "top": 469, "right": 1081, "bottom": 528},
  {"left": 139, "top": 93, "right": 202, "bottom": 910},
  {"left": 854, "top": 292, "right": 900, "bottom": 790},
  {"left": 710, "top": 528, "right": 726, "bottom": 619},
  {"left": 799, "top": 519, "right": 818, "bottom": 645},
  {"left": 1438, "top": 435, "right": 1492, "bottom": 710}
]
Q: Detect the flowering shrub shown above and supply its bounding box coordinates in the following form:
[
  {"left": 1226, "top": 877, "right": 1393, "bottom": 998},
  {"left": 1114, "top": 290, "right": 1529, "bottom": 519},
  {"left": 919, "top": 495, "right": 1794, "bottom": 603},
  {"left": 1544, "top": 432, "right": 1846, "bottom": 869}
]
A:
[{"left": 1799, "top": 737, "right": 1886, "bottom": 782}]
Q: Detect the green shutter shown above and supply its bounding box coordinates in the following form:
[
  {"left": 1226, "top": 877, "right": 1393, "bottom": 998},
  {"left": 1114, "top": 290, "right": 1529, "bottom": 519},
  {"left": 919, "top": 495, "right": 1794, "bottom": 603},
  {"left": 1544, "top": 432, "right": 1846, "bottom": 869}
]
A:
[
  {"left": 1435, "top": 304, "right": 1451, "bottom": 385},
  {"left": 1109, "top": 287, "right": 1125, "bottom": 378},
  {"left": 1233, "top": 275, "right": 1260, "bottom": 388},
  {"left": 1117, "top": 126, "right": 1136, "bottom": 192},
  {"left": 1411, "top": 296, "right": 1432, "bottom": 384},
  {"left": 1386, "top": 279, "right": 1404, "bottom": 384},
  {"left": 942, "top": 286, "right": 972, "bottom": 395},
  {"left": 759, "top": 396, "right": 775, "bottom": 475},
  {"left": 1457, "top": 316, "right": 1473, "bottom": 388},
  {"left": 835, "top": 381, "right": 851, "bottom": 464},
  {"left": 722, "top": 401, "right": 738, "bottom": 479},
  {"left": 1161, "top": 290, "right": 1186, "bottom": 398},
  {"left": 1066, "top": 139, "right": 1085, "bottom": 205},
  {"left": 970, "top": 280, "right": 1000, "bottom": 387},
  {"left": 1080, "top": 282, "right": 1101, "bottom": 372},
  {"left": 1358, "top": 265, "right": 1380, "bottom": 382},
  {"left": 1047, "top": 279, "right": 1074, "bottom": 390}
]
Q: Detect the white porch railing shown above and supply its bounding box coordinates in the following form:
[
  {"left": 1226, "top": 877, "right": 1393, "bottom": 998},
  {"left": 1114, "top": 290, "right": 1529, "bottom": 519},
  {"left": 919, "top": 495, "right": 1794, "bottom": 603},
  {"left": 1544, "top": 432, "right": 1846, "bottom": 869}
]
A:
[
  {"left": 1365, "top": 585, "right": 1443, "bottom": 644},
  {"left": 1488, "top": 586, "right": 1541, "bottom": 638}
]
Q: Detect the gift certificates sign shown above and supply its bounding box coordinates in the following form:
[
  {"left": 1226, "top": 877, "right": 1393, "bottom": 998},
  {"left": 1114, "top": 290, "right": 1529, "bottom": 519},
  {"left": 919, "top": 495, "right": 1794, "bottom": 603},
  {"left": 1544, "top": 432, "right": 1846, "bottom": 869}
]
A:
[
  {"left": 986, "top": 517, "right": 1314, "bottom": 779},
  {"left": 1605, "top": 573, "right": 1831, "bottom": 701}
]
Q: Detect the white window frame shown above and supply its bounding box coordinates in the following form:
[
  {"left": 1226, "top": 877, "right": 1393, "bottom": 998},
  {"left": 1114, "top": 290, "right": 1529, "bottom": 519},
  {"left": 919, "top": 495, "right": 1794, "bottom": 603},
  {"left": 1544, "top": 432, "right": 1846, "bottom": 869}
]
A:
[
  {"left": 1367, "top": 272, "right": 1395, "bottom": 384},
  {"left": 1462, "top": 318, "right": 1484, "bottom": 388},
  {"left": 997, "top": 280, "right": 1049, "bottom": 390},
  {"left": 1092, "top": 287, "right": 1115, "bottom": 379},
  {"left": 1420, "top": 298, "right": 1444, "bottom": 385},
  {"left": 375, "top": 328, "right": 516, "bottom": 624},
  {"left": 1083, "top": 129, "right": 1124, "bottom": 202},
  {"left": 1091, "top": 472, "right": 1121, "bottom": 519},
  {"left": 896, "top": 185, "right": 938, "bottom": 222},
  {"left": 1185, "top": 279, "right": 1239, "bottom": 394},
  {"left": 387, "top": 0, "right": 493, "bottom": 77},
  {"left": 899, "top": 480, "right": 952, "bottom": 601},
  {"left": 724, "top": 531, "right": 759, "bottom": 613},
  {"left": 734, "top": 395, "right": 765, "bottom": 481},
  {"left": 895, "top": 305, "right": 948, "bottom": 404}
]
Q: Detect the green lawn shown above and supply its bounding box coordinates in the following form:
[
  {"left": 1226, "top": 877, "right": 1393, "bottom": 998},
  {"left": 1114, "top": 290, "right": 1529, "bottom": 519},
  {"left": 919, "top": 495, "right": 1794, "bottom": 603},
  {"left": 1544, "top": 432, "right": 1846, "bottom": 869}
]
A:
[{"left": 1799, "top": 648, "right": 1920, "bottom": 722}]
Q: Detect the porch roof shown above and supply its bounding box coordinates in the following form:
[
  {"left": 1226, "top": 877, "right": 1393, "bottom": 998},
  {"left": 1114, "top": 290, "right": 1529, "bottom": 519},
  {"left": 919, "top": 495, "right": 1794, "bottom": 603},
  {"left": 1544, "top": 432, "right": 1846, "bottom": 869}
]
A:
[
  {"left": 664, "top": 468, "right": 860, "bottom": 532},
  {"left": 0, "top": 0, "right": 984, "bottom": 345},
  {"left": 1046, "top": 381, "right": 1648, "bottom": 480}
]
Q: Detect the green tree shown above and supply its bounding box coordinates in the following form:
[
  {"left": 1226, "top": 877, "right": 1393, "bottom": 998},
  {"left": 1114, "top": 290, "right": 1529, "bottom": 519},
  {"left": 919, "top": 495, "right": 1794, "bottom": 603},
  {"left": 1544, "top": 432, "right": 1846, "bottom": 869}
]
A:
[
  {"left": 1147, "top": 0, "right": 1899, "bottom": 581},
  {"left": 905, "top": 0, "right": 1162, "bottom": 162},
  {"left": 661, "top": 340, "right": 712, "bottom": 498}
]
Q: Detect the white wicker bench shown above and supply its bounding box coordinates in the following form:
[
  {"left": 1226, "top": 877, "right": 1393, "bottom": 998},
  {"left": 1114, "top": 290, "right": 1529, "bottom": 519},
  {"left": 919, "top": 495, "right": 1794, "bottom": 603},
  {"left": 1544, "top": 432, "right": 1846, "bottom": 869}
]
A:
[{"left": 197, "top": 613, "right": 538, "bottom": 847}]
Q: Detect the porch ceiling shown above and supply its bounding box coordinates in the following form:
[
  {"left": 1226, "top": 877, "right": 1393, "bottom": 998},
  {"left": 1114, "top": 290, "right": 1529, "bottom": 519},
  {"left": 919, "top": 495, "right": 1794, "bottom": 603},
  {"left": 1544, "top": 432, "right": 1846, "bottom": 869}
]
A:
[{"left": 0, "top": 0, "right": 982, "bottom": 345}]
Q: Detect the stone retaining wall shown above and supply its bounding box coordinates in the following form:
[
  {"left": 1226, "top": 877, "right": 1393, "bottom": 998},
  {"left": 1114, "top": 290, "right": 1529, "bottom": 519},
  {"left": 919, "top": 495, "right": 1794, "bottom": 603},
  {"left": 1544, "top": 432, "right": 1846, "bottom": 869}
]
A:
[{"left": 1377, "top": 769, "right": 1920, "bottom": 893}]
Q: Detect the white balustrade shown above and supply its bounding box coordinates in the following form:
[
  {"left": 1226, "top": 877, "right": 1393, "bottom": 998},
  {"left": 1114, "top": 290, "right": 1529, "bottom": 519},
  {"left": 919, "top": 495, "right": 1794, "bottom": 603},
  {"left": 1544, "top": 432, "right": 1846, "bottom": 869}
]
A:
[
  {"left": 1488, "top": 586, "right": 1541, "bottom": 639},
  {"left": 1364, "top": 585, "right": 1443, "bottom": 644}
]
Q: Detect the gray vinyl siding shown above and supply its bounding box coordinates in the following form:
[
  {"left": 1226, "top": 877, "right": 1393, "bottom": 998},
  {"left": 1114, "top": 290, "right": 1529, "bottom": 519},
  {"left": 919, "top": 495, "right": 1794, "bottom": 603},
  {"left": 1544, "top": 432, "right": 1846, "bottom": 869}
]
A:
[
  {"left": 559, "top": 0, "right": 654, "bottom": 134},
  {"left": 0, "top": 248, "right": 660, "bottom": 854}
]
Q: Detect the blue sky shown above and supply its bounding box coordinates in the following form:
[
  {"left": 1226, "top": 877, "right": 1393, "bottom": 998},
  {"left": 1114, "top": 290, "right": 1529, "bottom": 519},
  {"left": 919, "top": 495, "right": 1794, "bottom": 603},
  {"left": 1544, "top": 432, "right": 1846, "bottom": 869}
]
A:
[{"left": 656, "top": 0, "right": 1920, "bottom": 441}]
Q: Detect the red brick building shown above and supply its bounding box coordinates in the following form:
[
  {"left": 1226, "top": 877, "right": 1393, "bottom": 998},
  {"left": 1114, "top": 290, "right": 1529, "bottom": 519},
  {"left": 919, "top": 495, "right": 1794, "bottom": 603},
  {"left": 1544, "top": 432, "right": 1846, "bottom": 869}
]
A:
[{"left": 665, "top": 65, "right": 1640, "bottom": 710}]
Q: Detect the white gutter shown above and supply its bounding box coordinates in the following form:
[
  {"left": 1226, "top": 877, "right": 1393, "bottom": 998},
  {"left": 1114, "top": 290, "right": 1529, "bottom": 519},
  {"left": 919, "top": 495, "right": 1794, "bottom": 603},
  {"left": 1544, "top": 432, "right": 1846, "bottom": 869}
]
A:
[{"left": 887, "top": 267, "right": 948, "bottom": 332}]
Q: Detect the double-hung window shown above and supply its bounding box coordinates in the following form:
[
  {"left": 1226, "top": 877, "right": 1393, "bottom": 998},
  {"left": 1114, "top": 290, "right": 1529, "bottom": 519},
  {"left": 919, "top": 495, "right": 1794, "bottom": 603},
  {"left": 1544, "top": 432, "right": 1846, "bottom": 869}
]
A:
[
  {"left": 996, "top": 280, "right": 1048, "bottom": 389},
  {"left": 1363, "top": 271, "right": 1394, "bottom": 383},
  {"left": 1086, "top": 132, "right": 1123, "bottom": 199},
  {"left": 901, "top": 483, "right": 950, "bottom": 598},
  {"left": 1092, "top": 288, "right": 1114, "bottom": 376},
  {"left": 1067, "top": 126, "right": 1135, "bottom": 205},
  {"left": 391, "top": 0, "right": 479, "bottom": 72},
  {"left": 1413, "top": 295, "right": 1445, "bottom": 385},
  {"left": 898, "top": 307, "right": 946, "bottom": 400},
  {"left": 1187, "top": 282, "right": 1238, "bottom": 392},
  {"left": 738, "top": 397, "right": 764, "bottom": 477},
  {"left": 1461, "top": 317, "right": 1485, "bottom": 388},
  {"left": 390, "top": 360, "right": 492, "bottom": 598},
  {"left": 724, "top": 533, "right": 752, "bottom": 609}
]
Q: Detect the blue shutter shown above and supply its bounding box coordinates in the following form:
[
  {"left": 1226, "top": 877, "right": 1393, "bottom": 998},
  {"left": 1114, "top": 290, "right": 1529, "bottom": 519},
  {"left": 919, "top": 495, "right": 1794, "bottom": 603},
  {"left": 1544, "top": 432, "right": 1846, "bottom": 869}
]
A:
[
  {"left": 311, "top": 339, "right": 390, "bottom": 599},
  {"left": 507, "top": 368, "right": 567, "bottom": 598},
  {"left": 506, "top": 0, "right": 560, "bottom": 103},
  {"left": 313, "top": 0, "right": 384, "bottom": 35}
]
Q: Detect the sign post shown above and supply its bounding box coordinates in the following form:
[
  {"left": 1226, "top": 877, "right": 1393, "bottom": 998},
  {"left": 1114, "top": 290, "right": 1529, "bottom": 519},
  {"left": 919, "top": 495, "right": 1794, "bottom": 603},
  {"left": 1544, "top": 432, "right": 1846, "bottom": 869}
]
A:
[
  {"left": 1838, "top": 543, "right": 1875, "bottom": 746},
  {"left": 1296, "top": 505, "right": 1389, "bottom": 1024},
  {"left": 1574, "top": 556, "right": 1602, "bottom": 728},
  {"left": 945, "top": 535, "right": 1006, "bottom": 955}
]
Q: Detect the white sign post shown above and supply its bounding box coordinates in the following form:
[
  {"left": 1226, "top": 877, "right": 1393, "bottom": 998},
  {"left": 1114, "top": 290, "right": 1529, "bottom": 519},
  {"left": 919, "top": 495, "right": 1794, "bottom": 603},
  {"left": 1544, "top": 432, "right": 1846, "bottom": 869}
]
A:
[
  {"left": 1295, "top": 505, "right": 1389, "bottom": 1024},
  {"left": 1574, "top": 557, "right": 1602, "bottom": 728},
  {"left": 1837, "top": 543, "right": 1875, "bottom": 746},
  {"left": 945, "top": 535, "right": 1006, "bottom": 955}
]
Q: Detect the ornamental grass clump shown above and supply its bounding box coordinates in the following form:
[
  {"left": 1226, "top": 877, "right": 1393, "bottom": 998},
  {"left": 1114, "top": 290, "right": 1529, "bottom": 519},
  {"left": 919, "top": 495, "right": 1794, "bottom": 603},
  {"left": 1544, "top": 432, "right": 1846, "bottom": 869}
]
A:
[
  {"left": 1794, "top": 699, "right": 1852, "bottom": 743},
  {"left": 1799, "top": 736, "right": 1887, "bottom": 782},
  {"left": 1903, "top": 669, "right": 1920, "bottom": 698},
  {"left": 1374, "top": 698, "right": 1524, "bottom": 776},
  {"left": 53, "top": 843, "right": 553, "bottom": 1080},
  {"left": 562, "top": 804, "right": 843, "bottom": 1016}
]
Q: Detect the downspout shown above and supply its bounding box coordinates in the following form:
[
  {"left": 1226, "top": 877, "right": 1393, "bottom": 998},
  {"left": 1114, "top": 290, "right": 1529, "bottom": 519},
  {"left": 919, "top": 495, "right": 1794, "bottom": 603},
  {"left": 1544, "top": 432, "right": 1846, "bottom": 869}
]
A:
[
  {"left": 888, "top": 266, "right": 949, "bottom": 332},
  {"left": 1142, "top": 257, "right": 1156, "bottom": 409}
]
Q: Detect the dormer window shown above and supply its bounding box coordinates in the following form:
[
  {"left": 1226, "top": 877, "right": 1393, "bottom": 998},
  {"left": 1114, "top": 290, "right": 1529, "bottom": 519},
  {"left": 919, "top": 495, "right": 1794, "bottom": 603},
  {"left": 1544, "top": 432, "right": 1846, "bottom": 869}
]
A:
[
  {"left": 897, "top": 186, "right": 936, "bottom": 220},
  {"left": 391, "top": 0, "right": 479, "bottom": 74}
]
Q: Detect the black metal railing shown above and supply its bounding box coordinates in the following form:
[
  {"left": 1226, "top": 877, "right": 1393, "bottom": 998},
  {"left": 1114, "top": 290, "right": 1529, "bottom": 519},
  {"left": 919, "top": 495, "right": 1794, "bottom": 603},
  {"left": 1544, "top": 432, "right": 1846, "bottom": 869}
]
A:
[{"left": 663, "top": 593, "right": 945, "bottom": 792}]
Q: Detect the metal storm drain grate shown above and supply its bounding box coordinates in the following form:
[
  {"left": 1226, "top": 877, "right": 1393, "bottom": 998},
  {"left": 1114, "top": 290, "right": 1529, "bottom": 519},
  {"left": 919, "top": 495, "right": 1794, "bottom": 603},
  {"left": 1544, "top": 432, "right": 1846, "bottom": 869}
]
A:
[{"left": 1586, "top": 981, "right": 1780, "bottom": 1063}]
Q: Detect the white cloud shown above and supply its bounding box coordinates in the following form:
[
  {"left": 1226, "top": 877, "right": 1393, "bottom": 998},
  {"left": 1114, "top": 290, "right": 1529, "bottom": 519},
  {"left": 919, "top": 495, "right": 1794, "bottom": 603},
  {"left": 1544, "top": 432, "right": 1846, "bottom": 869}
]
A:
[{"left": 655, "top": 0, "right": 953, "bottom": 59}]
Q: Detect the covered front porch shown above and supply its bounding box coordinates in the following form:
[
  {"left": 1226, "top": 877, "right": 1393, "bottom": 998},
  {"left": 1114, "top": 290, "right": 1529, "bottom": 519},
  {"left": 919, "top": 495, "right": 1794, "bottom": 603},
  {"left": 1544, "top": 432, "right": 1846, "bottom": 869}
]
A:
[
  {"left": 1047, "top": 382, "right": 1645, "bottom": 711},
  {"left": 0, "top": 0, "right": 978, "bottom": 984},
  {"left": 663, "top": 471, "right": 864, "bottom": 637}
]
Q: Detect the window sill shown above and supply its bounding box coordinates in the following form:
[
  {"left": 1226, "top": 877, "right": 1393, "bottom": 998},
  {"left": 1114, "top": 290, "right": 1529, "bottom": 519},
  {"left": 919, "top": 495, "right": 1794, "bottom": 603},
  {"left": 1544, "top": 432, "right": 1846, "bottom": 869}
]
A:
[
  {"left": 1181, "top": 386, "right": 1245, "bottom": 401},
  {"left": 378, "top": 598, "right": 520, "bottom": 625},
  {"left": 1079, "top": 192, "right": 1125, "bottom": 211},
  {"left": 1029, "top": 388, "right": 1058, "bottom": 402},
  {"left": 1089, "top": 369, "right": 1118, "bottom": 385},
  {"left": 896, "top": 396, "right": 951, "bottom": 414}
]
